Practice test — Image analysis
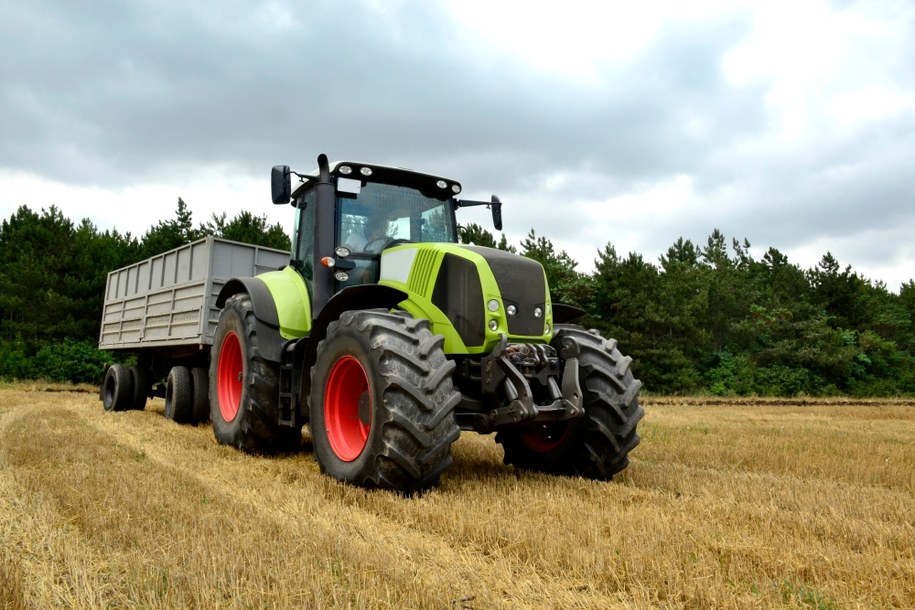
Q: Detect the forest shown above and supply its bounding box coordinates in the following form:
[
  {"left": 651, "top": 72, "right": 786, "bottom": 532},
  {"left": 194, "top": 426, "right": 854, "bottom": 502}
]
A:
[{"left": 1, "top": 201, "right": 913, "bottom": 396}]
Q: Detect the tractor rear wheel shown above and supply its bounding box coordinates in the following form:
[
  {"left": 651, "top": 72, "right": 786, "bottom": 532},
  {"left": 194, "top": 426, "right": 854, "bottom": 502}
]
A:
[
  {"left": 165, "top": 366, "right": 194, "bottom": 423},
  {"left": 101, "top": 364, "right": 132, "bottom": 412},
  {"left": 309, "top": 310, "right": 460, "bottom": 492},
  {"left": 497, "top": 326, "right": 644, "bottom": 480},
  {"left": 209, "top": 293, "right": 298, "bottom": 452}
]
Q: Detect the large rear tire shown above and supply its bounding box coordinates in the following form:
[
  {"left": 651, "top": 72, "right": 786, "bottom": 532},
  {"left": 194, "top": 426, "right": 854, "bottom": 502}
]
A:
[
  {"left": 497, "top": 326, "right": 644, "bottom": 480},
  {"left": 101, "top": 364, "right": 132, "bottom": 412},
  {"left": 309, "top": 311, "right": 460, "bottom": 492},
  {"left": 209, "top": 293, "right": 298, "bottom": 452}
]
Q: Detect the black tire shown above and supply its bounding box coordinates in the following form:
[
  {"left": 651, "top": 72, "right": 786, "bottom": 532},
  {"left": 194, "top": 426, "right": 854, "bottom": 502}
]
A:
[
  {"left": 165, "top": 366, "right": 194, "bottom": 423},
  {"left": 497, "top": 326, "right": 644, "bottom": 480},
  {"left": 191, "top": 366, "right": 210, "bottom": 424},
  {"left": 101, "top": 364, "right": 132, "bottom": 412},
  {"left": 309, "top": 310, "right": 460, "bottom": 492},
  {"left": 209, "top": 293, "right": 298, "bottom": 452},
  {"left": 128, "top": 365, "right": 149, "bottom": 411}
]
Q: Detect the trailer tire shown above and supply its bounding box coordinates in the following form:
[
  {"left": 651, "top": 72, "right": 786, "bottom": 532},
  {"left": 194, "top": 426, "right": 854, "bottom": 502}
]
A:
[
  {"left": 497, "top": 326, "right": 644, "bottom": 480},
  {"left": 209, "top": 293, "right": 289, "bottom": 453},
  {"left": 101, "top": 364, "right": 132, "bottom": 412},
  {"left": 191, "top": 366, "right": 209, "bottom": 424},
  {"left": 165, "top": 366, "right": 194, "bottom": 423},
  {"left": 309, "top": 310, "right": 460, "bottom": 492},
  {"left": 128, "top": 365, "right": 148, "bottom": 411}
]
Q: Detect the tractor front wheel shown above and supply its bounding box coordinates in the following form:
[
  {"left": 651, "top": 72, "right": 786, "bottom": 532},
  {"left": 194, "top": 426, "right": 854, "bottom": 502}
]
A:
[
  {"left": 309, "top": 311, "right": 460, "bottom": 492},
  {"left": 497, "top": 326, "right": 644, "bottom": 480}
]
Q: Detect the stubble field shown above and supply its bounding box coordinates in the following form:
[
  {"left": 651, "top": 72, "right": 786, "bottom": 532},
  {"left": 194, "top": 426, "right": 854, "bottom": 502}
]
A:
[{"left": 0, "top": 385, "right": 913, "bottom": 609}]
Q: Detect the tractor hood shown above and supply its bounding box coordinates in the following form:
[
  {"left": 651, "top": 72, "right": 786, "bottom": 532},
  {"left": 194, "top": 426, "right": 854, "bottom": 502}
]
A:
[{"left": 378, "top": 243, "right": 553, "bottom": 355}]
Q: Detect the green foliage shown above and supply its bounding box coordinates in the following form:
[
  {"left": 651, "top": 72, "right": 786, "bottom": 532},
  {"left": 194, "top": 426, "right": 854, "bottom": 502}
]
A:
[
  {"left": 587, "top": 229, "right": 914, "bottom": 396},
  {"left": 458, "top": 223, "right": 515, "bottom": 252},
  {"left": 202, "top": 210, "right": 291, "bottom": 250},
  {"left": 139, "top": 198, "right": 201, "bottom": 258},
  {"left": 520, "top": 229, "right": 591, "bottom": 307},
  {"left": 34, "top": 339, "right": 113, "bottom": 383}
]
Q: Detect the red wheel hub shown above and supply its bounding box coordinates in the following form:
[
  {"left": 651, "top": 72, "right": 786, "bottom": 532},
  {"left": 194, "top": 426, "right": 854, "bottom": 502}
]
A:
[
  {"left": 520, "top": 422, "right": 573, "bottom": 453},
  {"left": 217, "top": 331, "right": 243, "bottom": 422},
  {"left": 325, "top": 355, "right": 371, "bottom": 462}
]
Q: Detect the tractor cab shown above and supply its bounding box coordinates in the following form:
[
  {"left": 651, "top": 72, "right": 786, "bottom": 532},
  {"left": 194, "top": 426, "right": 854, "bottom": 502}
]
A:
[{"left": 273, "top": 157, "right": 498, "bottom": 313}]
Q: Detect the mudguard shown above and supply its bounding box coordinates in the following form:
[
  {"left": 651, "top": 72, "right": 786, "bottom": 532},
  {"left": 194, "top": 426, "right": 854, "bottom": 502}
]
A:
[{"left": 216, "top": 277, "right": 284, "bottom": 362}]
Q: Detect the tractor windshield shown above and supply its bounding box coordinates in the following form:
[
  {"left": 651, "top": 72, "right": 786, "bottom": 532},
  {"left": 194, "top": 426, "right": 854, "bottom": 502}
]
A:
[{"left": 337, "top": 181, "right": 457, "bottom": 252}]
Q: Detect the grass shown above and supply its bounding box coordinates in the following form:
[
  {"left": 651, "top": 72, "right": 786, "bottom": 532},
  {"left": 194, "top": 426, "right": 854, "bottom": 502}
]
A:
[{"left": 1, "top": 387, "right": 913, "bottom": 608}]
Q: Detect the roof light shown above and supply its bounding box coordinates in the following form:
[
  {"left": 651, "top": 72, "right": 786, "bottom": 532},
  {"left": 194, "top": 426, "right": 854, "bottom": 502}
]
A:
[
  {"left": 436, "top": 180, "right": 448, "bottom": 189},
  {"left": 452, "top": 184, "right": 461, "bottom": 194},
  {"left": 360, "top": 166, "right": 373, "bottom": 176},
  {"left": 338, "top": 165, "right": 352, "bottom": 175}
]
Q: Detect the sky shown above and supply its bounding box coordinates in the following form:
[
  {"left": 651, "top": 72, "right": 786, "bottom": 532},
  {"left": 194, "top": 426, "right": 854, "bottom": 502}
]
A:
[{"left": 1, "top": 0, "right": 913, "bottom": 291}]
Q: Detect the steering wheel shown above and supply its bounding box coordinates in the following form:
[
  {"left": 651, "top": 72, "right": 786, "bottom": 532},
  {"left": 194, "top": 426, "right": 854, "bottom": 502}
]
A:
[{"left": 363, "top": 237, "right": 412, "bottom": 253}]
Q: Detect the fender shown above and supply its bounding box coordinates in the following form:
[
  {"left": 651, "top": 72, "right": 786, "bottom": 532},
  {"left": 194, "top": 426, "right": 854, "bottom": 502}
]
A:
[
  {"left": 216, "top": 277, "right": 283, "bottom": 363},
  {"left": 301, "top": 283, "right": 408, "bottom": 381}
]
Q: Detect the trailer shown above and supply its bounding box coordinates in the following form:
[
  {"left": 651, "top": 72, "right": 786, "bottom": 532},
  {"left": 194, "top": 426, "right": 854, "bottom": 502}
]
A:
[{"left": 99, "top": 236, "right": 288, "bottom": 422}]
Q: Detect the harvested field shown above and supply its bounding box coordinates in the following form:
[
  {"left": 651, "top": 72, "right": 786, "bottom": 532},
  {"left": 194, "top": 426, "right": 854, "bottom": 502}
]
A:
[{"left": 1, "top": 386, "right": 913, "bottom": 609}]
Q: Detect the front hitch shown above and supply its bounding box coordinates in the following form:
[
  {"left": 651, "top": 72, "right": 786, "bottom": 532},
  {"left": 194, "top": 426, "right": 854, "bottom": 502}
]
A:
[{"left": 478, "top": 335, "right": 584, "bottom": 431}]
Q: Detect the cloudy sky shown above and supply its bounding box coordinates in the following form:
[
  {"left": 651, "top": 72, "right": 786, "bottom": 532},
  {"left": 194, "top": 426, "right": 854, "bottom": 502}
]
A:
[{"left": 2, "top": 0, "right": 913, "bottom": 290}]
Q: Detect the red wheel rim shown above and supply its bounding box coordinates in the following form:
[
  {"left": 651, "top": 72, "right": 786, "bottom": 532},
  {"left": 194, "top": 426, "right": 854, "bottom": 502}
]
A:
[
  {"left": 520, "top": 422, "right": 573, "bottom": 453},
  {"left": 217, "top": 331, "right": 243, "bottom": 422},
  {"left": 325, "top": 355, "right": 371, "bottom": 462}
]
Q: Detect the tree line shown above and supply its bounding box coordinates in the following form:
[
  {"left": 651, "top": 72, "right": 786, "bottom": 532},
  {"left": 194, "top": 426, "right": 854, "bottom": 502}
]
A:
[{"left": 1, "top": 203, "right": 912, "bottom": 396}]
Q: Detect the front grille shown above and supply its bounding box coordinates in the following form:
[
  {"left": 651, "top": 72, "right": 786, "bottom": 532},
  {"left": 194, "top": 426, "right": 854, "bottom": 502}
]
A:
[
  {"left": 432, "top": 254, "right": 485, "bottom": 347},
  {"left": 462, "top": 246, "right": 546, "bottom": 337}
]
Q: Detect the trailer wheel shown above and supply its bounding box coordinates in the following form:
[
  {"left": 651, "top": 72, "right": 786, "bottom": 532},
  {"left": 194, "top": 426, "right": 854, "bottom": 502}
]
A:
[
  {"left": 191, "top": 366, "right": 209, "bottom": 424},
  {"left": 497, "top": 326, "right": 644, "bottom": 480},
  {"left": 209, "top": 293, "right": 293, "bottom": 452},
  {"left": 165, "top": 366, "right": 194, "bottom": 423},
  {"left": 128, "top": 365, "right": 149, "bottom": 411},
  {"left": 101, "top": 364, "right": 132, "bottom": 412},
  {"left": 309, "top": 310, "right": 460, "bottom": 492}
]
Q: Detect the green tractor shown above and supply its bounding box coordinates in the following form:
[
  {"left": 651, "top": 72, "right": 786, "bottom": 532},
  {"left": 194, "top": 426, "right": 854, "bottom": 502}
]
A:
[{"left": 210, "top": 153, "right": 643, "bottom": 491}]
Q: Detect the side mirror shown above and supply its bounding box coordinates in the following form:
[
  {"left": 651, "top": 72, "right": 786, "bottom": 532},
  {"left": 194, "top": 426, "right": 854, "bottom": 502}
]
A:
[
  {"left": 491, "top": 195, "right": 503, "bottom": 231},
  {"left": 271, "top": 165, "right": 291, "bottom": 204}
]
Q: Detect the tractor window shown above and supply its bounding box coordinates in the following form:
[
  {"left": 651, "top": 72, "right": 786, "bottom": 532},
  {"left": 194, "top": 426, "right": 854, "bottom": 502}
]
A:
[
  {"left": 292, "top": 189, "right": 315, "bottom": 287},
  {"left": 337, "top": 182, "right": 457, "bottom": 250}
]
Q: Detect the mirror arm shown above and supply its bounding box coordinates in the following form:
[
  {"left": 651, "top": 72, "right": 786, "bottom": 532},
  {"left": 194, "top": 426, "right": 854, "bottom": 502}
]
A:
[{"left": 457, "top": 195, "right": 503, "bottom": 231}]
